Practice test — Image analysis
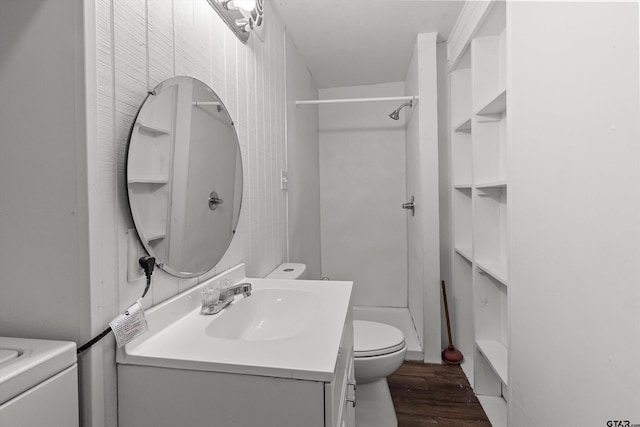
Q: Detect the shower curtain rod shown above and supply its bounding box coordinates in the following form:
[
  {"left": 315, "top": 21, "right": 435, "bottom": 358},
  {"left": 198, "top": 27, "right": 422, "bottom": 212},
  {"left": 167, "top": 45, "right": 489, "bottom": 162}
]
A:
[{"left": 295, "top": 95, "right": 418, "bottom": 106}]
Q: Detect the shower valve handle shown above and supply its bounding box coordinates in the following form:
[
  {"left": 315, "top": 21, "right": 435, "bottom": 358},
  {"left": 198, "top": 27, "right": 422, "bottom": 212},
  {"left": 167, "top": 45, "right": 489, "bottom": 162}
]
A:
[{"left": 402, "top": 196, "right": 415, "bottom": 216}]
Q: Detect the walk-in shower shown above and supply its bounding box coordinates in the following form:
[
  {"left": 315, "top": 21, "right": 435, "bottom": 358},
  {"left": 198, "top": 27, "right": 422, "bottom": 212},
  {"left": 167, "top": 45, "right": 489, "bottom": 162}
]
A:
[
  {"left": 294, "top": 90, "right": 426, "bottom": 362},
  {"left": 388, "top": 100, "right": 413, "bottom": 120}
]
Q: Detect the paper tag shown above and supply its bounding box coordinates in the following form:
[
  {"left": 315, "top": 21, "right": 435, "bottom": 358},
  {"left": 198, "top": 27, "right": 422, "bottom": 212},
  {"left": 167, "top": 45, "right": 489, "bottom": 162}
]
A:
[{"left": 109, "top": 299, "right": 148, "bottom": 348}]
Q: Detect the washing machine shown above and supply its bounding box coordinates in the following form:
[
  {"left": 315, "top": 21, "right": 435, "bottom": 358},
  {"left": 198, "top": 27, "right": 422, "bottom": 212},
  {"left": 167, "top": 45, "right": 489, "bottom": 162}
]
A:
[{"left": 0, "top": 337, "right": 79, "bottom": 426}]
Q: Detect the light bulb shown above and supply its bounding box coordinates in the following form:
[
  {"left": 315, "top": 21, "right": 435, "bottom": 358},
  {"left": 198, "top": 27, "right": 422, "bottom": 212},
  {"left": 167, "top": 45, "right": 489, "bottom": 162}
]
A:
[
  {"left": 221, "top": 0, "right": 255, "bottom": 12},
  {"left": 233, "top": 0, "right": 256, "bottom": 11}
]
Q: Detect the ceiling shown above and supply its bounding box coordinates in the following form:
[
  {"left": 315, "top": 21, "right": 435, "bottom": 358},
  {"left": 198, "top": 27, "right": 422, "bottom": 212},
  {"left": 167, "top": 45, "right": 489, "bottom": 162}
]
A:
[{"left": 271, "top": 0, "right": 465, "bottom": 89}]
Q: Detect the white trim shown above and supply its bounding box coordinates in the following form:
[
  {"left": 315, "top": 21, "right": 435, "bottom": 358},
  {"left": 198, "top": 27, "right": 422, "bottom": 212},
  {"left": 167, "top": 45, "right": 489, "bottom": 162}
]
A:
[{"left": 447, "top": 0, "right": 496, "bottom": 71}]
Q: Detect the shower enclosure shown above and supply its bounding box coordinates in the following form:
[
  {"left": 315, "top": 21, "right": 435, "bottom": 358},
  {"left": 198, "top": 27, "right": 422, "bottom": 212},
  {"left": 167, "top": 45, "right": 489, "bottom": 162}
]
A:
[{"left": 292, "top": 34, "right": 444, "bottom": 364}]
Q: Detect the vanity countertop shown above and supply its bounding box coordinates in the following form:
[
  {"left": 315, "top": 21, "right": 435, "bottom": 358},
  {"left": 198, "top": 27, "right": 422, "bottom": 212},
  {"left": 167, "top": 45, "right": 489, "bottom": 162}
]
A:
[{"left": 117, "top": 265, "right": 353, "bottom": 382}]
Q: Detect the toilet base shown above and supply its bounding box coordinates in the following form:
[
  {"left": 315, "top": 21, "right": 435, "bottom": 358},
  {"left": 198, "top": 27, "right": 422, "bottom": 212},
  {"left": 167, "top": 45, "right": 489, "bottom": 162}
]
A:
[{"left": 355, "top": 378, "right": 398, "bottom": 427}]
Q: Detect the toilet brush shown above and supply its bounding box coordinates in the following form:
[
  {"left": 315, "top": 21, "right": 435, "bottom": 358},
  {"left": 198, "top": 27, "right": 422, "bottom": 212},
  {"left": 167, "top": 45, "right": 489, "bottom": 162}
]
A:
[{"left": 441, "top": 280, "right": 464, "bottom": 365}]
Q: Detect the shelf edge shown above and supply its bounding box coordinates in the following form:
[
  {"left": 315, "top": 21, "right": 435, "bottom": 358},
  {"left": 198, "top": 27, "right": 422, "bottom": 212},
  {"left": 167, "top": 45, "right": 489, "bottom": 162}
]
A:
[
  {"left": 454, "top": 247, "right": 473, "bottom": 263},
  {"left": 476, "top": 339, "right": 509, "bottom": 386},
  {"left": 475, "top": 260, "right": 508, "bottom": 286}
]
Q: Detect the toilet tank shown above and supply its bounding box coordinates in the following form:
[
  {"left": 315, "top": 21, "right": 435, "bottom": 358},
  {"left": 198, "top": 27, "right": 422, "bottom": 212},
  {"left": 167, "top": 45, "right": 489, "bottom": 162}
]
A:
[{"left": 265, "top": 263, "right": 307, "bottom": 280}]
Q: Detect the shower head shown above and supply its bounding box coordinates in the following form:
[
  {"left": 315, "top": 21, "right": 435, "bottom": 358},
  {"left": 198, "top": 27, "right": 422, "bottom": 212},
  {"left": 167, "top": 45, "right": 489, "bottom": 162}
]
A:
[{"left": 389, "top": 100, "right": 413, "bottom": 120}]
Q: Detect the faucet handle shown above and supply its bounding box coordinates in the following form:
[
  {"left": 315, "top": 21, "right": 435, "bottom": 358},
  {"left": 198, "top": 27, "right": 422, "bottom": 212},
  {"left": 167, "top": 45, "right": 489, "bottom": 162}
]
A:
[{"left": 201, "top": 287, "right": 220, "bottom": 312}]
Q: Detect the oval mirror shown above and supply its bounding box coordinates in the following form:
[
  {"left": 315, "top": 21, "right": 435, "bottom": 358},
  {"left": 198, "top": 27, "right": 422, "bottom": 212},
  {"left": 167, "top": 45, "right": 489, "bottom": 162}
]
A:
[{"left": 126, "top": 76, "right": 243, "bottom": 278}]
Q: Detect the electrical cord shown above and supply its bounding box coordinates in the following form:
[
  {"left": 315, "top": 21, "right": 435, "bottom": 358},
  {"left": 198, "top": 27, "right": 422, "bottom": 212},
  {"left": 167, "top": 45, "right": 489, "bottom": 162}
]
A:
[{"left": 77, "top": 256, "right": 155, "bottom": 355}]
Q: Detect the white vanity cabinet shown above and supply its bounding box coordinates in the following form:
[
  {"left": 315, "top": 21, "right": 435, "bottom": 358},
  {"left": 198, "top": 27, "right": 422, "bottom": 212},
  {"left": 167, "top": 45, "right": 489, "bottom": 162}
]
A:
[
  {"left": 117, "top": 267, "right": 355, "bottom": 427},
  {"left": 118, "top": 316, "right": 354, "bottom": 427}
]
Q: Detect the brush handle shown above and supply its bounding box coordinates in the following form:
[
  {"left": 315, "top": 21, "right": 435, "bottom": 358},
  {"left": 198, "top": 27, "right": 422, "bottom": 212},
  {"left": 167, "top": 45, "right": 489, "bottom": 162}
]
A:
[{"left": 441, "top": 280, "right": 454, "bottom": 348}]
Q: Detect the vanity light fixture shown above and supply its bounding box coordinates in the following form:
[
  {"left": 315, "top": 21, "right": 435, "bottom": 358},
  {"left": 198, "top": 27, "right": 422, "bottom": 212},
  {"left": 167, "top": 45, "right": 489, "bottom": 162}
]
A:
[{"left": 207, "top": 0, "right": 264, "bottom": 43}]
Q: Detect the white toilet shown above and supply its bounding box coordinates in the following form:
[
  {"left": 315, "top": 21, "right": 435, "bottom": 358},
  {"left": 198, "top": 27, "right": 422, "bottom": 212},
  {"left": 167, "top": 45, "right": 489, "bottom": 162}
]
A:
[{"left": 266, "top": 264, "right": 407, "bottom": 427}]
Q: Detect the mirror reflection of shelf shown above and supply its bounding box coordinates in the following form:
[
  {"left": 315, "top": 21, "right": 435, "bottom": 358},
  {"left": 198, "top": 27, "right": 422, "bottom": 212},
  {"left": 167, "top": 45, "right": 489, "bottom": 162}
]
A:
[
  {"left": 476, "top": 340, "right": 508, "bottom": 385},
  {"left": 137, "top": 122, "right": 172, "bottom": 136},
  {"left": 146, "top": 231, "right": 167, "bottom": 242},
  {"left": 128, "top": 177, "right": 169, "bottom": 185},
  {"left": 476, "top": 260, "right": 508, "bottom": 286}
]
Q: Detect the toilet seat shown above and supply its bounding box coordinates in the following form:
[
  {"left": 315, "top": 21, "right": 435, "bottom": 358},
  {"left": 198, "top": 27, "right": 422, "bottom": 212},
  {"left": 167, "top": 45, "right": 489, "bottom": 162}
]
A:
[{"left": 353, "top": 320, "right": 406, "bottom": 358}]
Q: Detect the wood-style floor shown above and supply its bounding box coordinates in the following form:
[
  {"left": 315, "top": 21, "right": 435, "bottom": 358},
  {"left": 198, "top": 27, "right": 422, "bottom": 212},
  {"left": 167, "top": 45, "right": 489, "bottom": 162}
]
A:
[{"left": 388, "top": 361, "right": 492, "bottom": 427}]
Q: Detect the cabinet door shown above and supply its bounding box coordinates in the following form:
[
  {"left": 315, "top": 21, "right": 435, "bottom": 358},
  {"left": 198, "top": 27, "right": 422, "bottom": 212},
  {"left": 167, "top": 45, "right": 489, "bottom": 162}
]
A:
[
  {"left": 325, "top": 313, "right": 354, "bottom": 427},
  {"left": 343, "top": 356, "right": 356, "bottom": 427}
]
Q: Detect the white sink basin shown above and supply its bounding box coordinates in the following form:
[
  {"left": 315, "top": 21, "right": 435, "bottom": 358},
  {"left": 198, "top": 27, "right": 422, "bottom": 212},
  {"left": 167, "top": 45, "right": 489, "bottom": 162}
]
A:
[
  {"left": 117, "top": 264, "right": 353, "bottom": 382},
  {"left": 205, "top": 289, "right": 320, "bottom": 341}
]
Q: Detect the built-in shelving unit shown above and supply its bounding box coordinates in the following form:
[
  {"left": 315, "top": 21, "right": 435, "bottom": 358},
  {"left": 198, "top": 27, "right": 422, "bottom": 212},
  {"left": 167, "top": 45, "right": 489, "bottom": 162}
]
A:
[{"left": 449, "top": 1, "right": 508, "bottom": 425}]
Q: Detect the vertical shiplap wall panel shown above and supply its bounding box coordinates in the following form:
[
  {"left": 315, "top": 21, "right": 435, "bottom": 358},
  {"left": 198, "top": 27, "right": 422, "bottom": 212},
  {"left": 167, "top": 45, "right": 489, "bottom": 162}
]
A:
[
  {"left": 210, "top": 15, "right": 226, "bottom": 96},
  {"left": 97, "top": 0, "right": 289, "bottom": 312},
  {"left": 264, "top": 20, "right": 275, "bottom": 265},
  {"left": 173, "top": 0, "right": 196, "bottom": 77},
  {"left": 192, "top": 0, "right": 213, "bottom": 85},
  {"left": 223, "top": 33, "right": 238, "bottom": 121},
  {"left": 113, "top": 0, "right": 152, "bottom": 309},
  {"left": 148, "top": 0, "right": 175, "bottom": 87},
  {"left": 90, "top": 0, "right": 296, "bottom": 424}
]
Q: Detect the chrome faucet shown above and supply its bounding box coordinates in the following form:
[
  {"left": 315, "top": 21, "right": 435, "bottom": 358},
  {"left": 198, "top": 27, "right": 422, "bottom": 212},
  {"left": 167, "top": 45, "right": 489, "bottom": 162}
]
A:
[{"left": 201, "top": 282, "right": 252, "bottom": 315}]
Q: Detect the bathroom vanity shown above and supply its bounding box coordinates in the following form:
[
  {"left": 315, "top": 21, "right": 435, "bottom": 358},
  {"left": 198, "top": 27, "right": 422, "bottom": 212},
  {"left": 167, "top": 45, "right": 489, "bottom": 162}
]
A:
[{"left": 117, "top": 264, "right": 355, "bottom": 427}]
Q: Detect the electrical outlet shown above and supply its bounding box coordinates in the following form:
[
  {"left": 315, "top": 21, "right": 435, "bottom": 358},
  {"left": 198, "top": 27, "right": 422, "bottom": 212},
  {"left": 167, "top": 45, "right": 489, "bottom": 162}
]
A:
[{"left": 127, "top": 229, "right": 144, "bottom": 283}]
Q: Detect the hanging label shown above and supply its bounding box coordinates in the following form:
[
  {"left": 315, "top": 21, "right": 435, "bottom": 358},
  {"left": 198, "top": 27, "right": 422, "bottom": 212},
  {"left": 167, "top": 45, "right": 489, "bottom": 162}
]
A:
[{"left": 109, "top": 299, "right": 148, "bottom": 348}]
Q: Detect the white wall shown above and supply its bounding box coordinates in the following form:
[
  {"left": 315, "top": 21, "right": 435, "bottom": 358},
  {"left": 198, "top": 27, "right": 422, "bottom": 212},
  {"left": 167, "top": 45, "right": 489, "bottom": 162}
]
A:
[
  {"left": 0, "top": 0, "right": 313, "bottom": 424},
  {"left": 404, "top": 33, "right": 442, "bottom": 363},
  {"left": 508, "top": 2, "right": 640, "bottom": 425},
  {"left": 0, "top": 0, "right": 89, "bottom": 336},
  {"left": 436, "top": 42, "right": 451, "bottom": 351},
  {"left": 0, "top": 0, "right": 89, "bottom": 339},
  {"left": 319, "top": 83, "right": 408, "bottom": 307},
  {"left": 285, "top": 36, "right": 321, "bottom": 279},
  {"left": 405, "top": 43, "right": 423, "bottom": 345}
]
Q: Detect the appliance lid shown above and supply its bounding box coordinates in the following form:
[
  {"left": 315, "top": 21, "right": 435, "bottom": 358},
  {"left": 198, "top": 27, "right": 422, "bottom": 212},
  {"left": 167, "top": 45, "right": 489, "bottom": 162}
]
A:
[
  {"left": 353, "top": 320, "right": 406, "bottom": 357},
  {"left": 0, "top": 337, "right": 76, "bottom": 405}
]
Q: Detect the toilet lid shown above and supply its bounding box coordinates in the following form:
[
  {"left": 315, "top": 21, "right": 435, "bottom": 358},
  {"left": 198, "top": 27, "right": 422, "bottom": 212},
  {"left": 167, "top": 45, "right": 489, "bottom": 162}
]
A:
[{"left": 353, "top": 320, "right": 406, "bottom": 357}]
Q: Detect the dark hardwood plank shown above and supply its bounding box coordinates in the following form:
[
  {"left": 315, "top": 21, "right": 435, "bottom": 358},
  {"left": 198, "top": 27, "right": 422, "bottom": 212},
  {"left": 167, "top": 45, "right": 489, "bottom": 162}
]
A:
[{"left": 388, "top": 361, "right": 492, "bottom": 427}]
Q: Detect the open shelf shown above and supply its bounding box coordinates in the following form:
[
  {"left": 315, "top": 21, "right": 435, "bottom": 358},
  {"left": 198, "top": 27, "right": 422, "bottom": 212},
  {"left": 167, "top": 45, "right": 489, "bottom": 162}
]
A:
[
  {"left": 475, "top": 89, "right": 506, "bottom": 118},
  {"left": 454, "top": 183, "right": 473, "bottom": 190},
  {"left": 475, "top": 260, "right": 508, "bottom": 286},
  {"left": 476, "top": 395, "right": 507, "bottom": 427},
  {"left": 453, "top": 117, "right": 472, "bottom": 133},
  {"left": 475, "top": 180, "right": 507, "bottom": 190},
  {"left": 476, "top": 340, "right": 508, "bottom": 385},
  {"left": 455, "top": 247, "right": 473, "bottom": 263}
]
